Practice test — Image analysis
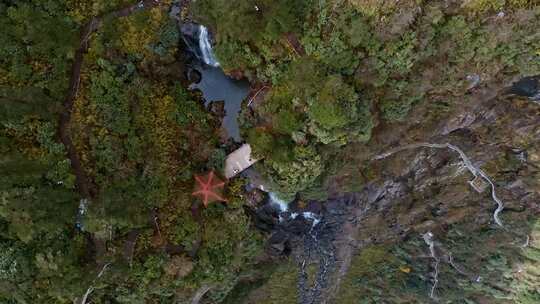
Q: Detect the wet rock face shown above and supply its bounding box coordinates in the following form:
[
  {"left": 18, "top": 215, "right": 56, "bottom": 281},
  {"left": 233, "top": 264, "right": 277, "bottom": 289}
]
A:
[
  {"left": 248, "top": 193, "right": 365, "bottom": 303},
  {"left": 188, "top": 68, "right": 202, "bottom": 84},
  {"left": 248, "top": 112, "right": 539, "bottom": 303},
  {"left": 252, "top": 204, "right": 280, "bottom": 233},
  {"left": 180, "top": 22, "right": 220, "bottom": 67},
  {"left": 180, "top": 23, "right": 201, "bottom": 58},
  {"left": 252, "top": 198, "right": 321, "bottom": 255},
  {"left": 241, "top": 75, "right": 540, "bottom": 303},
  {"left": 181, "top": 23, "right": 214, "bottom": 65},
  {"left": 507, "top": 75, "right": 540, "bottom": 101},
  {"left": 180, "top": 22, "right": 250, "bottom": 142}
]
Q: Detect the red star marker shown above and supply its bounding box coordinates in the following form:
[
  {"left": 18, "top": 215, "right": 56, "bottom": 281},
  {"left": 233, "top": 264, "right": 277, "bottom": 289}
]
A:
[{"left": 192, "top": 171, "right": 227, "bottom": 207}]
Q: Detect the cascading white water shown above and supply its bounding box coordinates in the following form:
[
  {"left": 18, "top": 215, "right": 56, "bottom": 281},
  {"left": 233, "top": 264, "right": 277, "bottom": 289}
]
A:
[
  {"left": 183, "top": 22, "right": 249, "bottom": 141},
  {"left": 198, "top": 25, "right": 220, "bottom": 67},
  {"left": 269, "top": 192, "right": 289, "bottom": 212},
  {"left": 302, "top": 212, "right": 321, "bottom": 227},
  {"left": 269, "top": 193, "right": 321, "bottom": 226},
  {"left": 269, "top": 192, "right": 289, "bottom": 222}
]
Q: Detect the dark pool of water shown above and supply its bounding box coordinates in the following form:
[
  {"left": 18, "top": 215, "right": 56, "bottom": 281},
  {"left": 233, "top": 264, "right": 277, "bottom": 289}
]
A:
[
  {"left": 190, "top": 65, "right": 250, "bottom": 142},
  {"left": 181, "top": 23, "right": 250, "bottom": 142}
]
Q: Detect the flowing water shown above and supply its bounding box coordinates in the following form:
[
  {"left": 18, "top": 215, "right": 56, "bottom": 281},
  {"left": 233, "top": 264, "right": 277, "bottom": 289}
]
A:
[
  {"left": 180, "top": 23, "right": 291, "bottom": 213},
  {"left": 190, "top": 66, "right": 250, "bottom": 141},
  {"left": 198, "top": 26, "right": 220, "bottom": 67},
  {"left": 189, "top": 43, "right": 334, "bottom": 299},
  {"left": 181, "top": 23, "right": 249, "bottom": 142}
]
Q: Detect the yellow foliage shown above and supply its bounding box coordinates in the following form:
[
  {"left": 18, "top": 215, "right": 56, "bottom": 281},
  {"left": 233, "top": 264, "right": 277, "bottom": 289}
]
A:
[
  {"left": 30, "top": 60, "right": 51, "bottom": 76},
  {"left": 399, "top": 265, "right": 412, "bottom": 273},
  {"left": 138, "top": 90, "right": 179, "bottom": 174},
  {"left": 0, "top": 67, "right": 9, "bottom": 85},
  {"left": 117, "top": 7, "right": 166, "bottom": 56},
  {"left": 461, "top": 0, "right": 536, "bottom": 12},
  {"left": 347, "top": 0, "right": 402, "bottom": 17},
  {"left": 2, "top": 117, "right": 49, "bottom": 159},
  {"left": 0, "top": 67, "right": 31, "bottom": 88},
  {"left": 65, "top": 0, "right": 122, "bottom": 23},
  {"left": 70, "top": 83, "right": 103, "bottom": 177}
]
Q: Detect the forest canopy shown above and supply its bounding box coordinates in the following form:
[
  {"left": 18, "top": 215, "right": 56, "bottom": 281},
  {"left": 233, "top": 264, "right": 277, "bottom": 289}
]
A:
[{"left": 0, "top": 0, "right": 539, "bottom": 303}]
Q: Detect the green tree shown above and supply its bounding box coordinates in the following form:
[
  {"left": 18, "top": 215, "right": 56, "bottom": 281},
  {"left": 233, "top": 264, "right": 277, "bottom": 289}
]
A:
[
  {"left": 264, "top": 146, "right": 323, "bottom": 200},
  {"left": 308, "top": 75, "right": 373, "bottom": 145}
]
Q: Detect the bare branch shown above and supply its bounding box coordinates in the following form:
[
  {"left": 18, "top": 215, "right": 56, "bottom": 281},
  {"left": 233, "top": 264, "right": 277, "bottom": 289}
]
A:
[
  {"left": 154, "top": 215, "right": 162, "bottom": 239},
  {"left": 190, "top": 285, "right": 211, "bottom": 304},
  {"left": 247, "top": 86, "right": 269, "bottom": 107},
  {"left": 79, "top": 263, "right": 111, "bottom": 304}
]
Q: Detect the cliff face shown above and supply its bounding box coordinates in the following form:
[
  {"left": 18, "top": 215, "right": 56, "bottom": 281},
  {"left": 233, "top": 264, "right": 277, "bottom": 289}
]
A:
[
  {"left": 1, "top": 1, "right": 538, "bottom": 303},
  {"left": 204, "top": 1, "right": 540, "bottom": 300},
  {"left": 332, "top": 85, "right": 539, "bottom": 303},
  {"left": 238, "top": 84, "right": 539, "bottom": 304}
]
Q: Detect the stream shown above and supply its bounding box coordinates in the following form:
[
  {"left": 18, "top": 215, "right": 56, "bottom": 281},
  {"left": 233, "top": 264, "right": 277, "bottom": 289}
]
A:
[
  {"left": 180, "top": 23, "right": 250, "bottom": 142},
  {"left": 180, "top": 22, "right": 335, "bottom": 303},
  {"left": 180, "top": 21, "right": 318, "bottom": 227},
  {"left": 179, "top": 22, "right": 294, "bottom": 205}
]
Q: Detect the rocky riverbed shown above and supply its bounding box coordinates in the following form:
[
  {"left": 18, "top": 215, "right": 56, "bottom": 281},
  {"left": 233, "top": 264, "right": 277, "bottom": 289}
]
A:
[{"left": 235, "top": 78, "right": 539, "bottom": 304}]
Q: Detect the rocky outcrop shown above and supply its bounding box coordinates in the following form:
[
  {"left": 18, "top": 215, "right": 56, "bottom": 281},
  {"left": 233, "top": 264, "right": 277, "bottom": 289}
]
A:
[{"left": 243, "top": 81, "right": 539, "bottom": 304}]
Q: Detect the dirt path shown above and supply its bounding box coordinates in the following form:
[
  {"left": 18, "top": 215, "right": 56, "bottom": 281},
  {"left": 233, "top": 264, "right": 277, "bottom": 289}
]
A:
[{"left": 58, "top": 0, "right": 164, "bottom": 199}]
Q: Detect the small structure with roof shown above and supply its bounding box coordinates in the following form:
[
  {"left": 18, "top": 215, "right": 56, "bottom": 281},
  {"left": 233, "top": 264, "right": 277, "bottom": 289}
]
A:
[{"left": 224, "top": 144, "right": 259, "bottom": 179}]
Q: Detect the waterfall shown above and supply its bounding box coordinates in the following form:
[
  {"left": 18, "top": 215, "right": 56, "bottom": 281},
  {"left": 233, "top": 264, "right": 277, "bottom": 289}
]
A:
[
  {"left": 180, "top": 23, "right": 220, "bottom": 67},
  {"left": 269, "top": 192, "right": 289, "bottom": 213},
  {"left": 302, "top": 212, "right": 321, "bottom": 227},
  {"left": 269, "top": 193, "right": 321, "bottom": 226},
  {"left": 198, "top": 25, "right": 220, "bottom": 67},
  {"left": 269, "top": 192, "right": 290, "bottom": 222},
  {"left": 269, "top": 192, "right": 289, "bottom": 212}
]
